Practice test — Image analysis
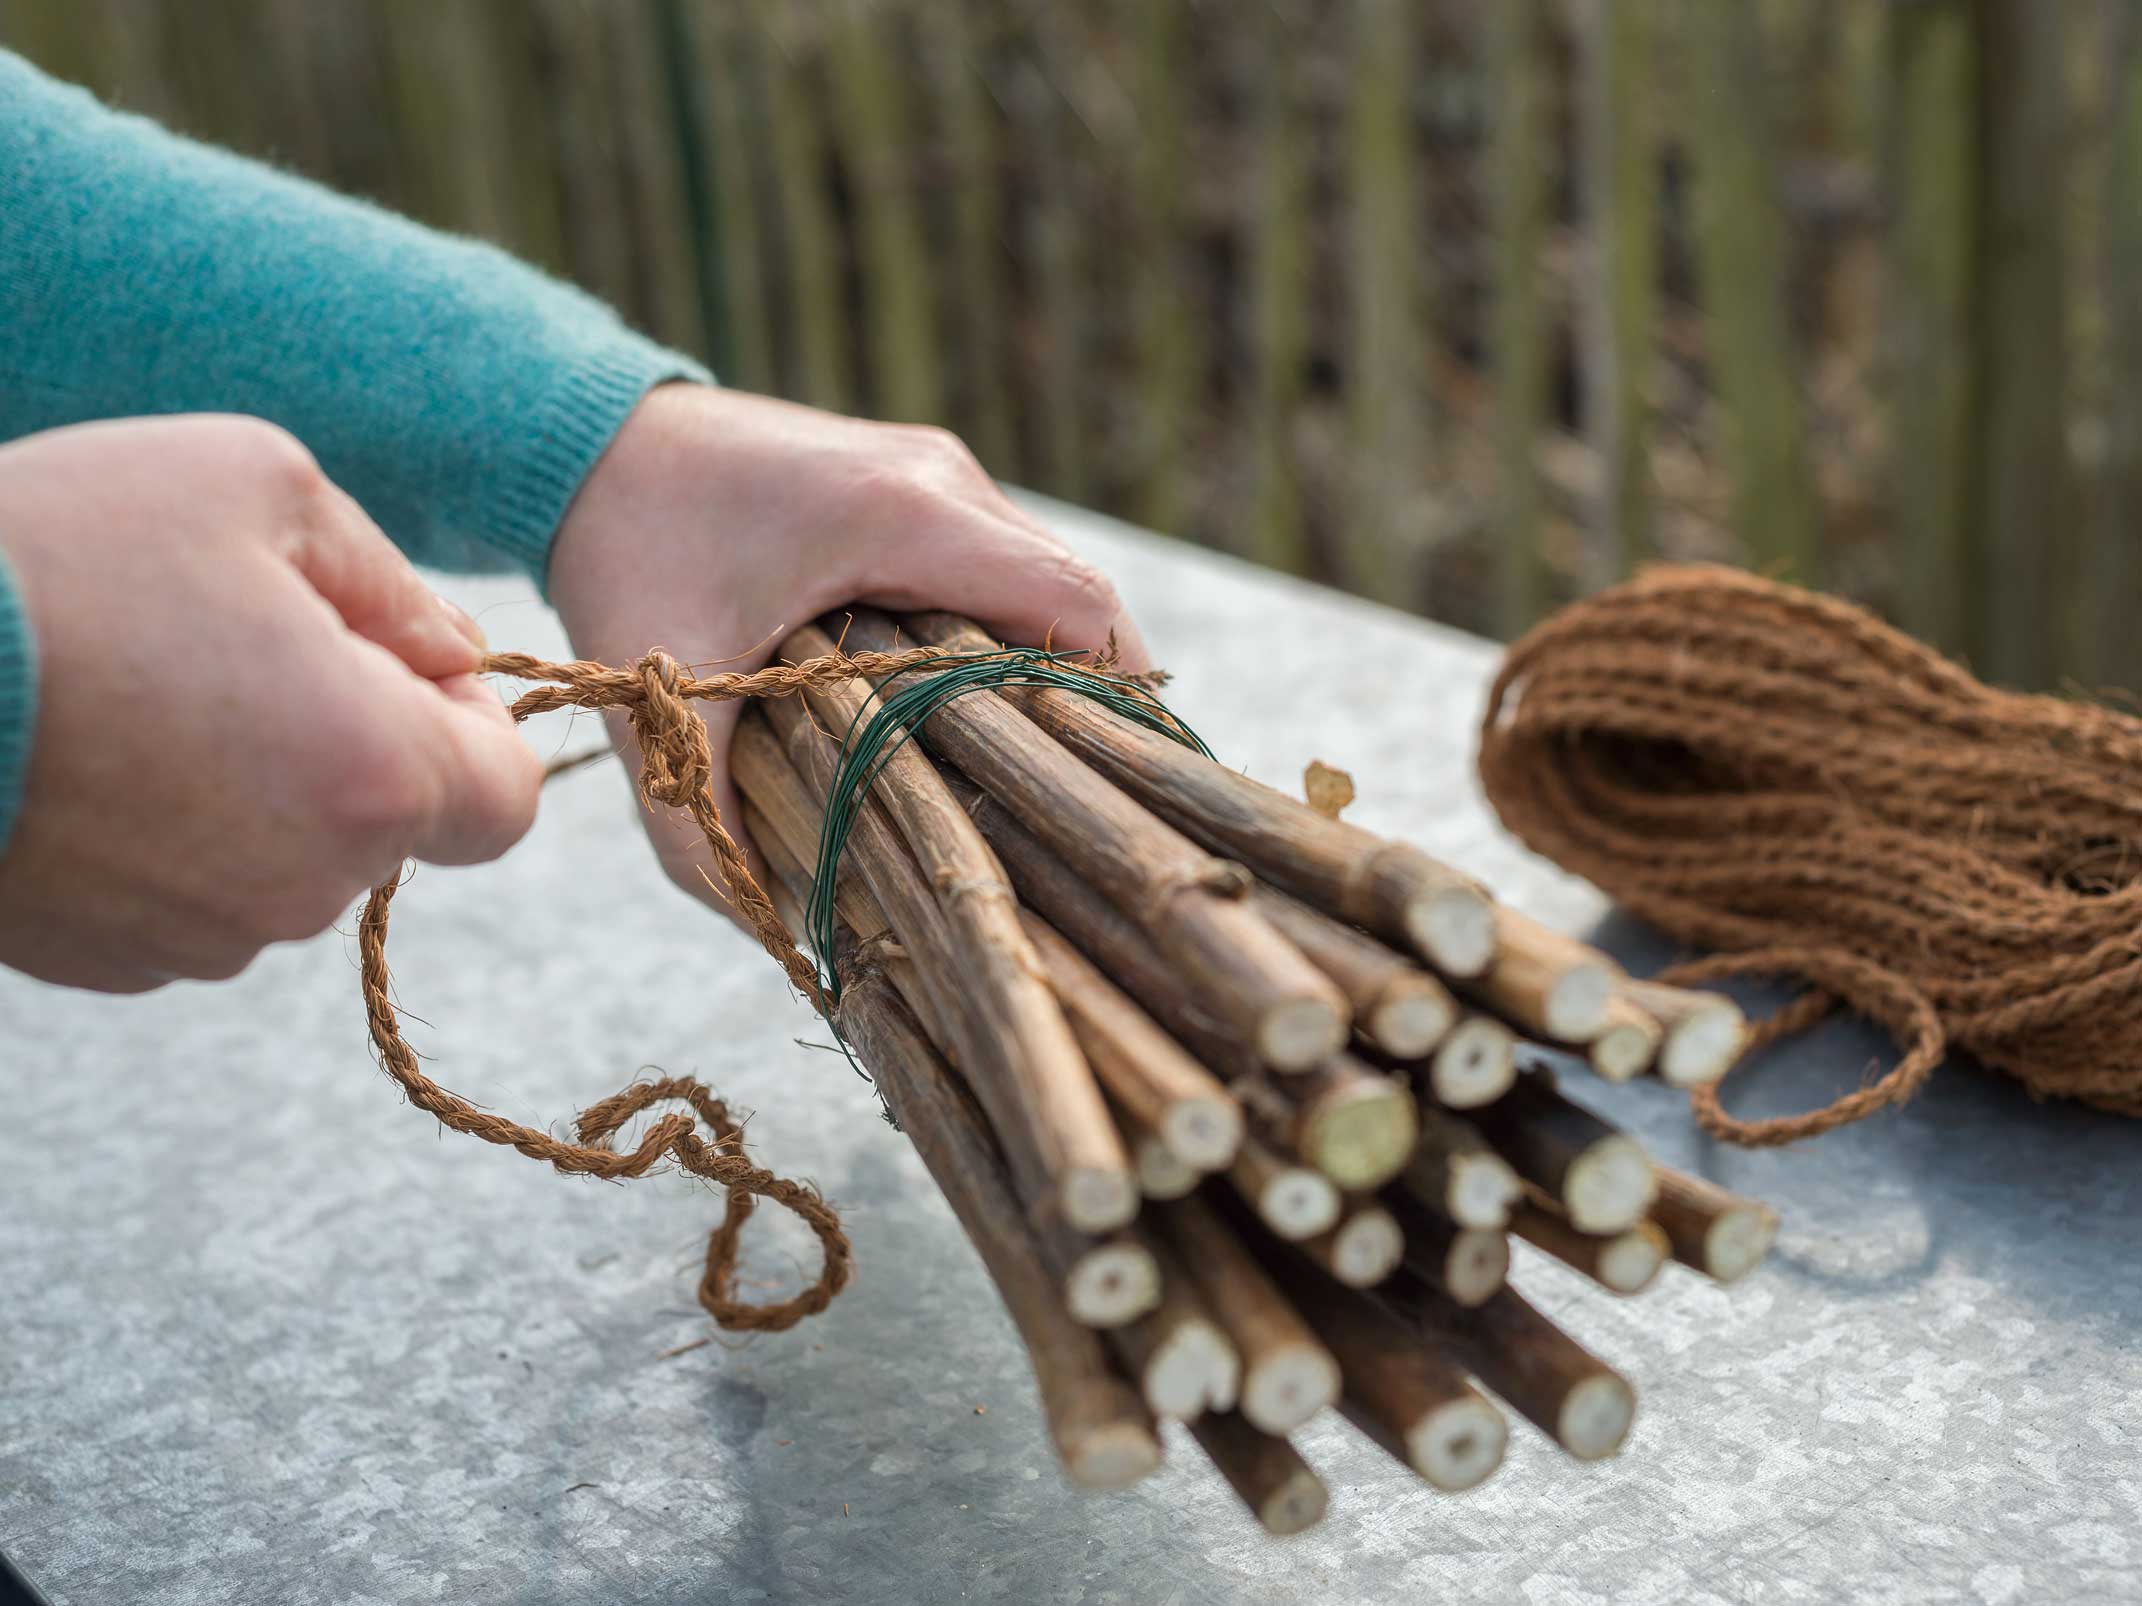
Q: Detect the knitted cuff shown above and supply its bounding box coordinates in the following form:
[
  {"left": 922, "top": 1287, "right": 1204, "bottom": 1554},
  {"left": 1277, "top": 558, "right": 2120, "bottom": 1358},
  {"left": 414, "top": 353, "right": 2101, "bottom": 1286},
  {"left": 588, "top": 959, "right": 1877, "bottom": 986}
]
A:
[
  {"left": 0, "top": 545, "right": 39, "bottom": 859},
  {"left": 478, "top": 334, "right": 712, "bottom": 592}
]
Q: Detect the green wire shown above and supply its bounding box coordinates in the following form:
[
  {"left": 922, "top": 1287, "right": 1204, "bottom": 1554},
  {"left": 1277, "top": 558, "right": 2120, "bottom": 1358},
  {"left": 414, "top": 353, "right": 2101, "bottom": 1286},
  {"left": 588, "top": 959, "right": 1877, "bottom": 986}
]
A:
[{"left": 806, "top": 648, "right": 1210, "bottom": 1079}]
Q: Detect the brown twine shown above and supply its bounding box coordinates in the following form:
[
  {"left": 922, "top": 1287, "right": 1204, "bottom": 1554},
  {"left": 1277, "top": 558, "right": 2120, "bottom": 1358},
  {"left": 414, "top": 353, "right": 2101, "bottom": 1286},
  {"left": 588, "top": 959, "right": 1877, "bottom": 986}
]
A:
[
  {"left": 1479, "top": 563, "right": 2142, "bottom": 1147},
  {"left": 358, "top": 642, "right": 946, "bottom": 1331}
]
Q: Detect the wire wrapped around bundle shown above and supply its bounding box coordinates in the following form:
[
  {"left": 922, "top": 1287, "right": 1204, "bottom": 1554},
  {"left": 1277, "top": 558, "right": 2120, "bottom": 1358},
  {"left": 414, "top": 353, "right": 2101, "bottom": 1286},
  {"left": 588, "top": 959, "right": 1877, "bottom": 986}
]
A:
[{"left": 1477, "top": 562, "right": 2142, "bottom": 1145}]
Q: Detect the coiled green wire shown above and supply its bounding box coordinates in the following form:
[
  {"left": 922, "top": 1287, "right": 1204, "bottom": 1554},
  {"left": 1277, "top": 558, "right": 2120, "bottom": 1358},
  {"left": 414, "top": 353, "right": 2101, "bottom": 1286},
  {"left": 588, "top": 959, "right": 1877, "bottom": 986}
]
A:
[{"left": 808, "top": 647, "right": 1211, "bottom": 1031}]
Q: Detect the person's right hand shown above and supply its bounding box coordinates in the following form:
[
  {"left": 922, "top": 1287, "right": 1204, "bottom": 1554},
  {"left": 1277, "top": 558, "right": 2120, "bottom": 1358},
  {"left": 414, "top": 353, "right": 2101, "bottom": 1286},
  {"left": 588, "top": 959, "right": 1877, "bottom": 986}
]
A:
[{"left": 0, "top": 415, "right": 543, "bottom": 992}]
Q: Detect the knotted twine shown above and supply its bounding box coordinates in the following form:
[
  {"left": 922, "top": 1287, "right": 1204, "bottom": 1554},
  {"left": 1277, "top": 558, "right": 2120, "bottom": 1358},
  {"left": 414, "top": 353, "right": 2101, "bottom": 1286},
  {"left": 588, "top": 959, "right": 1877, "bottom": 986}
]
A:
[
  {"left": 359, "top": 642, "right": 948, "bottom": 1332},
  {"left": 1479, "top": 563, "right": 2142, "bottom": 1147}
]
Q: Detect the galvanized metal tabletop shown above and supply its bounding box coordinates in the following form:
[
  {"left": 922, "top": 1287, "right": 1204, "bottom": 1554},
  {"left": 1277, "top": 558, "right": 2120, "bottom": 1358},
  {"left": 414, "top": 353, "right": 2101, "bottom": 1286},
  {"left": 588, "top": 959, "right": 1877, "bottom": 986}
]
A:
[{"left": 4, "top": 499, "right": 2138, "bottom": 1606}]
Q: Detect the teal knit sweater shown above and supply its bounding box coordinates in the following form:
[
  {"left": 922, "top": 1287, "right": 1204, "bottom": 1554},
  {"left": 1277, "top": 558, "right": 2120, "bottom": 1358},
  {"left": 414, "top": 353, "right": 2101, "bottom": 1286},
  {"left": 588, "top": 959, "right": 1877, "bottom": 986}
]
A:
[{"left": 0, "top": 51, "right": 709, "bottom": 854}]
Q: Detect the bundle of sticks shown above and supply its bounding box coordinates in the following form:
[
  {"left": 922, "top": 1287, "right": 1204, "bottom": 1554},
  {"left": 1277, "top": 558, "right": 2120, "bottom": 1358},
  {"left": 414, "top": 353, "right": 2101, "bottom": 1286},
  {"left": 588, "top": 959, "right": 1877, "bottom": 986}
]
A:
[{"left": 731, "top": 609, "right": 1777, "bottom": 1532}]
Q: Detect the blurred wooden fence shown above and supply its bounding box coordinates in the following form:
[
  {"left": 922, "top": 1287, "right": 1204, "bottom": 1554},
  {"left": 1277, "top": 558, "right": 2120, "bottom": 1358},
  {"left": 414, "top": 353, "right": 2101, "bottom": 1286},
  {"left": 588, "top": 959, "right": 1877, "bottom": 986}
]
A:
[{"left": 5, "top": 0, "right": 2140, "bottom": 689}]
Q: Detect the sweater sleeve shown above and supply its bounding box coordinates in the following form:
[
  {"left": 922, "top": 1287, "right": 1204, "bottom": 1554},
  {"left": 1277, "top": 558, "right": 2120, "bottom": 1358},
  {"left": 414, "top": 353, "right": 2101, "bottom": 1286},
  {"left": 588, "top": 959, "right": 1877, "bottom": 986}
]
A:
[{"left": 0, "top": 50, "right": 711, "bottom": 582}]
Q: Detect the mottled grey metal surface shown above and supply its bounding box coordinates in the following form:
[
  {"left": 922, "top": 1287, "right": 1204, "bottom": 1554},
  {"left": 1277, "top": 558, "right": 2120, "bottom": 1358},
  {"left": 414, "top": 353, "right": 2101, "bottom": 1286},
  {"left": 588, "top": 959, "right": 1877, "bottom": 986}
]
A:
[{"left": 4, "top": 499, "right": 2139, "bottom": 1606}]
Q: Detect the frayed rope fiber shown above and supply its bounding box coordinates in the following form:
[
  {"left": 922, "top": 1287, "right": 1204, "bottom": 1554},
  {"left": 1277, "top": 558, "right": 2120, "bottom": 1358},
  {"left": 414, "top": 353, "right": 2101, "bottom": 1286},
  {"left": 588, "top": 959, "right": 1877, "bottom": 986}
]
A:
[
  {"left": 1478, "top": 563, "right": 2142, "bottom": 1148},
  {"left": 360, "top": 637, "right": 1153, "bottom": 1331}
]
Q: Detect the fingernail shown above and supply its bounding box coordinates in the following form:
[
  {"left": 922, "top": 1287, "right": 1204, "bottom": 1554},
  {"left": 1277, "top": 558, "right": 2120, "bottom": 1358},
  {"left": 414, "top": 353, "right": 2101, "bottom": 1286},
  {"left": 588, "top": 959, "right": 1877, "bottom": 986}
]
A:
[{"left": 437, "top": 595, "right": 488, "bottom": 652}]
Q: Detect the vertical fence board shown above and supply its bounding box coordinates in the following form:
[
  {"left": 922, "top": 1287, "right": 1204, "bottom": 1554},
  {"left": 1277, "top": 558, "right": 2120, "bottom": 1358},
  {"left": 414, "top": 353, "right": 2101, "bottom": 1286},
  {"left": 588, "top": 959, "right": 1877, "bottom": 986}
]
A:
[
  {"left": 757, "top": 1, "right": 855, "bottom": 412},
  {"left": 1881, "top": 0, "right": 1976, "bottom": 655},
  {"left": 606, "top": 0, "right": 708, "bottom": 358},
  {"left": 1975, "top": 0, "right": 2070, "bottom": 687},
  {"left": 1490, "top": 0, "right": 1553, "bottom": 635},
  {"left": 532, "top": 0, "right": 643, "bottom": 320},
  {"left": 2090, "top": 6, "right": 2142, "bottom": 691},
  {"left": 1128, "top": 0, "right": 1197, "bottom": 534},
  {"left": 376, "top": 0, "right": 520, "bottom": 245},
  {"left": 1245, "top": 0, "right": 1312, "bottom": 576},
  {"left": 827, "top": 0, "right": 941, "bottom": 423},
  {"left": 672, "top": 0, "right": 773, "bottom": 387},
  {"left": 932, "top": 0, "right": 1017, "bottom": 473},
  {"left": 1010, "top": 9, "right": 1094, "bottom": 503},
  {"left": 1575, "top": 0, "right": 1659, "bottom": 581},
  {"left": 1341, "top": 0, "right": 1425, "bottom": 604},
  {"left": 1682, "top": 0, "right": 1821, "bottom": 582}
]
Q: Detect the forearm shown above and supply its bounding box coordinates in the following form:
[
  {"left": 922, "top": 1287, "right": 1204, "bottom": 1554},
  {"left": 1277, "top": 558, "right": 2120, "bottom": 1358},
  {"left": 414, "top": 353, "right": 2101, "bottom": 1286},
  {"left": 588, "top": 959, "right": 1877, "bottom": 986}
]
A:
[{"left": 0, "top": 50, "right": 707, "bottom": 583}]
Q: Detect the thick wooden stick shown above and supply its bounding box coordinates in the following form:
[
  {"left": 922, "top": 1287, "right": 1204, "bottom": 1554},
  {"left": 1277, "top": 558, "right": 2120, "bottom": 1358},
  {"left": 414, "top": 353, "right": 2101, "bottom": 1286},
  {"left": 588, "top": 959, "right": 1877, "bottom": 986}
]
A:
[
  {"left": 753, "top": 792, "right": 1155, "bottom": 1337},
  {"left": 1469, "top": 1070, "right": 1657, "bottom": 1233},
  {"left": 1622, "top": 979, "right": 1749, "bottom": 1088},
  {"left": 1376, "top": 1276, "right": 1637, "bottom": 1462},
  {"left": 1381, "top": 1186, "right": 1510, "bottom": 1307},
  {"left": 956, "top": 781, "right": 1415, "bottom": 1188},
  {"left": 757, "top": 822, "right": 1161, "bottom": 1330},
  {"left": 783, "top": 619, "right": 1129, "bottom": 1178},
  {"left": 1465, "top": 909, "right": 1618, "bottom": 1045},
  {"left": 1018, "top": 912, "right": 1243, "bottom": 1170},
  {"left": 1424, "top": 1015, "right": 1519, "bottom": 1110},
  {"left": 1228, "top": 1133, "right": 1342, "bottom": 1241},
  {"left": 1233, "top": 1056, "right": 1418, "bottom": 1192},
  {"left": 1509, "top": 1193, "right": 1669, "bottom": 1295},
  {"left": 735, "top": 714, "right": 886, "bottom": 937},
  {"left": 836, "top": 610, "right": 1351, "bottom": 1071},
  {"left": 1402, "top": 1107, "right": 1524, "bottom": 1230},
  {"left": 832, "top": 961, "right": 1161, "bottom": 1489},
  {"left": 1160, "top": 1195, "right": 1340, "bottom": 1435},
  {"left": 1187, "top": 1412, "right": 1328, "bottom": 1536},
  {"left": 743, "top": 797, "right": 947, "bottom": 1039},
  {"left": 1110, "top": 1230, "right": 1241, "bottom": 1420},
  {"left": 1588, "top": 995, "right": 1663, "bottom": 1083},
  {"left": 1264, "top": 1254, "right": 1508, "bottom": 1492},
  {"left": 1295, "top": 1201, "right": 1406, "bottom": 1289},
  {"left": 746, "top": 711, "right": 1242, "bottom": 1175},
  {"left": 1248, "top": 882, "right": 1456, "bottom": 1058},
  {"left": 757, "top": 693, "right": 1138, "bottom": 1233},
  {"left": 901, "top": 611, "right": 1497, "bottom": 978},
  {"left": 1120, "top": 1100, "right": 1201, "bottom": 1200},
  {"left": 1650, "top": 1165, "right": 1779, "bottom": 1283}
]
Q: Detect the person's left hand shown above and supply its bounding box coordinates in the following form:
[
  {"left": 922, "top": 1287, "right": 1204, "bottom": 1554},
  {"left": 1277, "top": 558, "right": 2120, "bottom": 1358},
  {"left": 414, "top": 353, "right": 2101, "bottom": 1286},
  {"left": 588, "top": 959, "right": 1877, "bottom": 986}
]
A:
[{"left": 545, "top": 384, "right": 1150, "bottom": 919}]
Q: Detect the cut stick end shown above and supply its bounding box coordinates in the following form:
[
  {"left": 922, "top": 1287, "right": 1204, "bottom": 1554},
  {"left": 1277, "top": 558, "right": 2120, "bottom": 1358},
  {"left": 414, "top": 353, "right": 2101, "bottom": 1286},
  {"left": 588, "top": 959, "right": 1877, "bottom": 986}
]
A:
[
  {"left": 1589, "top": 1018, "right": 1660, "bottom": 1083},
  {"left": 1256, "top": 1467, "right": 1330, "bottom": 1536},
  {"left": 1258, "top": 1169, "right": 1344, "bottom": 1241},
  {"left": 1557, "top": 1374, "right": 1636, "bottom": 1462},
  {"left": 1449, "top": 1152, "right": 1524, "bottom": 1231},
  {"left": 1065, "top": 1241, "right": 1163, "bottom": 1329},
  {"left": 1408, "top": 1395, "right": 1509, "bottom": 1492},
  {"left": 1144, "top": 1318, "right": 1238, "bottom": 1421},
  {"left": 1702, "top": 1204, "right": 1781, "bottom": 1284},
  {"left": 1430, "top": 1017, "right": 1518, "bottom": 1110},
  {"left": 1369, "top": 987, "right": 1457, "bottom": 1061},
  {"left": 1597, "top": 1223, "right": 1671, "bottom": 1295},
  {"left": 1408, "top": 888, "right": 1497, "bottom": 980},
  {"left": 1133, "top": 1138, "right": 1201, "bottom": 1201},
  {"left": 1258, "top": 998, "right": 1350, "bottom": 1073},
  {"left": 1242, "top": 1345, "right": 1343, "bottom": 1436},
  {"left": 1162, "top": 1097, "right": 1246, "bottom": 1172},
  {"left": 1659, "top": 1005, "right": 1750, "bottom": 1089},
  {"left": 1445, "top": 1228, "right": 1512, "bottom": 1307},
  {"left": 1564, "top": 1136, "right": 1660, "bottom": 1234},
  {"left": 1064, "top": 1423, "right": 1165, "bottom": 1492},
  {"left": 1306, "top": 1088, "right": 1419, "bottom": 1192},
  {"left": 1544, "top": 964, "right": 1616, "bottom": 1044},
  {"left": 1327, "top": 1207, "right": 1406, "bottom": 1287},
  {"left": 1064, "top": 1168, "right": 1142, "bottom": 1235}
]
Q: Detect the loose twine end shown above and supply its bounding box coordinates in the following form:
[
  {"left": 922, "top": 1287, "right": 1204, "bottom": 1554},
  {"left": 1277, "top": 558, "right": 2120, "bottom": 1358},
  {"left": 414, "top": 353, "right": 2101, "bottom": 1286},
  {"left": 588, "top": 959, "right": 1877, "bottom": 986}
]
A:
[{"left": 358, "top": 642, "right": 952, "bottom": 1331}]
